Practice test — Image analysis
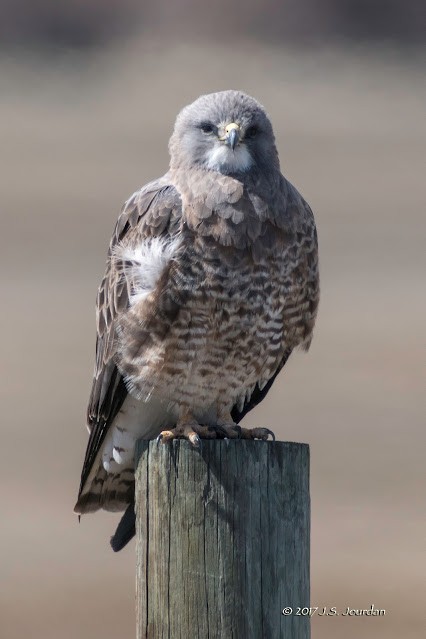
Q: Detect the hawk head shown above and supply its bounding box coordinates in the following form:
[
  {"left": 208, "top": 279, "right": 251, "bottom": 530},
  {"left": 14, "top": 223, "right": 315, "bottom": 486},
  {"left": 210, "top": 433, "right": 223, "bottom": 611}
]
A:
[{"left": 169, "top": 90, "right": 280, "bottom": 176}]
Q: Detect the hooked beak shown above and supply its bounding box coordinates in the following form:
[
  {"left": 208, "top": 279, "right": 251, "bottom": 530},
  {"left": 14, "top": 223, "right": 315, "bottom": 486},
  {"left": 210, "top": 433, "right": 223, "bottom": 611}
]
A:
[{"left": 224, "top": 123, "right": 240, "bottom": 150}]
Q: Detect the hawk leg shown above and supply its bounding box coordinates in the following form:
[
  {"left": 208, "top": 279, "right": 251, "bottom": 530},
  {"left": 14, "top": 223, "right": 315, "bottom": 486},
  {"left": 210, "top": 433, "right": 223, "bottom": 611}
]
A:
[
  {"left": 238, "top": 426, "right": 275, "bottom": 440},
  {"left": 157, "top": 421, "right": 217, "bottom": 447},
  {"left": 157, "top": 410, "right": 275, "bottom": 446},
  {"left": 217, "top": 408, "right": 275, "bottom": 441}
]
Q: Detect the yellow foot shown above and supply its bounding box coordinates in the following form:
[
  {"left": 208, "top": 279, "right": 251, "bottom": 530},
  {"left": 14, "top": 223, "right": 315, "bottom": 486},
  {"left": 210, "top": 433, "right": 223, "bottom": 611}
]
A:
[
  {"left": 239, "top": 426, "right": 275, "bottom": 441},
  {"left": 157, "top": 422, "right": 275, "bottom": 446},
  {"left": 216, "top": 422, "right": 275, "bottom": 441},
  {"left": 157, "top": 422, "right": 216, "bottom": 447}
]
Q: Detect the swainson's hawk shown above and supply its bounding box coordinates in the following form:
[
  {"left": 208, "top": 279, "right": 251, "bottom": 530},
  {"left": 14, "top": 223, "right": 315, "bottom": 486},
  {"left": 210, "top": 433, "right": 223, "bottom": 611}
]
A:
[{"left": 75, "top": 90, "right": 319, "bottom": 550}]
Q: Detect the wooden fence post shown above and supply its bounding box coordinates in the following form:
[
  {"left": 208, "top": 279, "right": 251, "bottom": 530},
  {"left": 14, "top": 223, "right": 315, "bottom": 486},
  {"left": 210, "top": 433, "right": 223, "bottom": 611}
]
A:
[{"left": 135, "top": 439, "right": 310, "bottom": 639}]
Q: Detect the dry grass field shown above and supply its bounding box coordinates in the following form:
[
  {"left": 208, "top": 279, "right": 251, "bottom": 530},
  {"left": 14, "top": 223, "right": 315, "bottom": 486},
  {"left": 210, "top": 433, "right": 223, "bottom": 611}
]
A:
[{"left": 1, "top": 39, "right": 424, "bottom": 638}]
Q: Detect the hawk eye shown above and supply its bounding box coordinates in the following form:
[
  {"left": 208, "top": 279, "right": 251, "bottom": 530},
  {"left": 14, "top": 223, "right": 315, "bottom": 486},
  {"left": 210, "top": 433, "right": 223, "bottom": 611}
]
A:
[
  {"left": 200, "top": 122, "right": 215, "bottom": 134},
  {"left": 245, "top": 125, "right": 258, "bottom": 139}
]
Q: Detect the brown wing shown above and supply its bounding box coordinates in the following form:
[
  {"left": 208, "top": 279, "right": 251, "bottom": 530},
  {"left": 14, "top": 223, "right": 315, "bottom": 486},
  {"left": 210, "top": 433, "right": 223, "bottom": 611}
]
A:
[
  {"left": 76, "top": 176, "right": 182, "bottom": 502},
  {"left": 233, "top": 175, "right": 319, "bottom": 420}
]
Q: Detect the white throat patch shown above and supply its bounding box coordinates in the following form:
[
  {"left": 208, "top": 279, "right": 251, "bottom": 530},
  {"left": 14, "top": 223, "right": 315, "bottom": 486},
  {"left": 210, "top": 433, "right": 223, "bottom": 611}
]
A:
[{"left": 205, "top": 144, "right": 253, "bottom": 173}]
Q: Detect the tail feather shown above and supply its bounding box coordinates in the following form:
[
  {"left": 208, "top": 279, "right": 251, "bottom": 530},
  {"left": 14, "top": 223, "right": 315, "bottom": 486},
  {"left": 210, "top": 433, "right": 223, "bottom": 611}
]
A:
[
  {"left": 74, "top": 457, "right": 134, "bottom": 514},
  {"left": 110, "top": 502, "right": 136, "bottom": 551}
]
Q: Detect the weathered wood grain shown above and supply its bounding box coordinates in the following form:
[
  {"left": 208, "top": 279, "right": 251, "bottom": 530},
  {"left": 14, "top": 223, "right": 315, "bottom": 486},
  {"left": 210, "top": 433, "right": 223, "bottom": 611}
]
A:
[{"left": 135, "top": 439, "right": 310, "bottom": 639}]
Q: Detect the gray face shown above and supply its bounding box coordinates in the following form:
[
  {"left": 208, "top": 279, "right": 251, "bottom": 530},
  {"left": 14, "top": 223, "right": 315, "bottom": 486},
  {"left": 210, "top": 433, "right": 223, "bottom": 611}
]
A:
[{"left": 169, "top": 90, "right": 280, "bottom": 176}]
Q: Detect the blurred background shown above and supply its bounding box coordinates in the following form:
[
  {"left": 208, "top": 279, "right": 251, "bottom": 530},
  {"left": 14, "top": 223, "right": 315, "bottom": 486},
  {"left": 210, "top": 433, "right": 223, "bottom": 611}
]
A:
[{"left": 1, "top": 2, "right": 424, "bottom": 638}]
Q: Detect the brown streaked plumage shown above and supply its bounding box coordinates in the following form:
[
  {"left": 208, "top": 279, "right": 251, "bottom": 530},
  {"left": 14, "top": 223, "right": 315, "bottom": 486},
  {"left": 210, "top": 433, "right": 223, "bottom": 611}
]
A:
[{"left": 75, "top": 90, "right": 319, "bottom": 549}]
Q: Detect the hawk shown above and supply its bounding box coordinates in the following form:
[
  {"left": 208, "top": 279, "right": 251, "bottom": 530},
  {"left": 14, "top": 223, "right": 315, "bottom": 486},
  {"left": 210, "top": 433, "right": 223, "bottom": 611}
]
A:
[{"left": 75, "top": 90, "right": 319, "bottom": 550}]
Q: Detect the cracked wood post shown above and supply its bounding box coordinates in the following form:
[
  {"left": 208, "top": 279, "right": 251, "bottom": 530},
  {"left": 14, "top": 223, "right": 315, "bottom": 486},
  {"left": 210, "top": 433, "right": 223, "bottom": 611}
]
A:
[{"left": 135, "top": 439, "right": 310, "bottom": 639}]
